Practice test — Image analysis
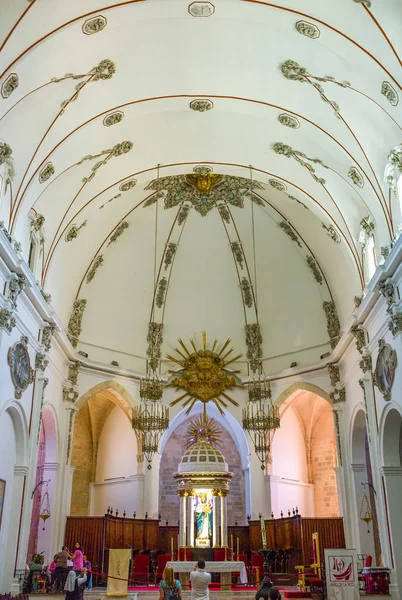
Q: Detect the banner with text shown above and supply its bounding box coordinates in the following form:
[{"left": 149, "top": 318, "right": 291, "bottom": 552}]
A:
[{"left": 324, "top": 548, "right": 359, "bottom": 600}]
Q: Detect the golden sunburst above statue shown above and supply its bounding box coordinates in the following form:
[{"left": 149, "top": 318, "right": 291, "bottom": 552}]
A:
[
  {"left": 186, "top": 416, "right": 222, "bottom": 448},
  {"left": 167, "top": 332, "right": 243, "bottom": 415}
]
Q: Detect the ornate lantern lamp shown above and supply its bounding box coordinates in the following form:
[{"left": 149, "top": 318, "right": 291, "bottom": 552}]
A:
[{"left": 39, "top": 483, "right": 51, "bottom": 530}]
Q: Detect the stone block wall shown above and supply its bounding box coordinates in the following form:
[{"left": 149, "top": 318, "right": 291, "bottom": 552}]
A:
[{"left": 311, "top": 410, "right": 339, "bottom": 517}]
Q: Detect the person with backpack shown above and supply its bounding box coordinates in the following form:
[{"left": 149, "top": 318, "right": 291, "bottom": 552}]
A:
[{"left": 159, "top": 565, "right": 182, "bottom": 600}]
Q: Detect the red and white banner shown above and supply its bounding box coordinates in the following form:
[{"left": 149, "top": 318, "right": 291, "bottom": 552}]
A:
[{"left": 324, "top": 549, "right": 359, "bottom": 600}]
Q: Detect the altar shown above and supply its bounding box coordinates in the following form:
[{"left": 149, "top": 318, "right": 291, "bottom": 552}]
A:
[{"left": 167, "top": 561, "right": 248, "bottom": 589}]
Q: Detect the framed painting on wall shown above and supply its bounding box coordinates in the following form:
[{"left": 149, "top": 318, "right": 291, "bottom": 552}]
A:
[{"left": 0, "top": 479, "right": 6, "bottom": 531}]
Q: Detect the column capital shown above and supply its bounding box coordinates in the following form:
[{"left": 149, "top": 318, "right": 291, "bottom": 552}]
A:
[
  {"left": 350, "top": 463, "right": 365, "bottom": 473},
  {"left": 380, "top": 466, "right": 402, "bottom": 477},
  {"left": 43, "top": 461, "right": 60, "bottom": 472},
  {"left": 14, "top": 465, "right": 29, "bottom": 476}
]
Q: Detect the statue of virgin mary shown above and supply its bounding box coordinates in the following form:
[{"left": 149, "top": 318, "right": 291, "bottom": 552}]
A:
[{"left": 195, "top": 494, "right": 212, "bottom": 540}]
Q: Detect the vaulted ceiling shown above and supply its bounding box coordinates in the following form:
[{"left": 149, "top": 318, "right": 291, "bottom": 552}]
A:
[{"left": 1, "top": 0, "right": 401, "bottom": 374}]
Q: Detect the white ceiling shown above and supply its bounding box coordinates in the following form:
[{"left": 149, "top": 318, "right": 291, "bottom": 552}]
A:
[{"left": 1, "top": 0, "right": 401, "bottom": 373}]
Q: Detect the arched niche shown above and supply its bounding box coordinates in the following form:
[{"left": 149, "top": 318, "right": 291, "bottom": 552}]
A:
[{"left": 380, "top": 404, "right": 402, "bottom": 468}]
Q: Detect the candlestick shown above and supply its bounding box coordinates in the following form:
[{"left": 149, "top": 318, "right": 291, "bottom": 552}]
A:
[
  {"left": 231, "top": 534, "right": 233, "bottom": 560},
  {"left": 171, "top": 536, "right": 174, "bottom": 559},
  {"left": 177, "top": 533, "right": 180, "bottom": 558},
  {"left": 237, "top": 537, "right": 239, "bottom": 559},
  {"left": 260, "top": 514, "right": 267, "bottom": 548}
]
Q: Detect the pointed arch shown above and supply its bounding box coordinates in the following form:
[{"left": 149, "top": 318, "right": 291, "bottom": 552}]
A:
[
  {"left": 76, "top": 379, "right": 136, "bottom": 416},
  {"left": 275, "top": 382, "right": 332, "bottom": 408}
]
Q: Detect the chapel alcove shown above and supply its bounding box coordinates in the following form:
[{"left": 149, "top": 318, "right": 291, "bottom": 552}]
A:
[
  {"left": 159, "top": 415, "right": 245, "bottom": 526},
  {"left": 271, "top": 388, "right": 339, "bottom": 518}
]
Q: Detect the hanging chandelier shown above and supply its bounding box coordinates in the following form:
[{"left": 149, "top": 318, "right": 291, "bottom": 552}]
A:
[{"left": 39, "top": 483, "right": 51, "bottom": 530}]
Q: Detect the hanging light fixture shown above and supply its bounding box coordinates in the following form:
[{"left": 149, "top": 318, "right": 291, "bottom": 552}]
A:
[
  {"left": 132, "top": 165, "right": 169, "bottom": 468},
  {"left": 242, "top": 166, "right": 280, "bottom": 469},
  {"left": 39, "top": 482, "right": 51, "bottom": 530},
  {"left": 360, "top": 488, "right": 373, "bottom": 533}
]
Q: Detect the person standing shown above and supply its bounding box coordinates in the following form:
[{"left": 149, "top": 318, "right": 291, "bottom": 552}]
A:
[
  {"left": 54, "top": 546, "right": 69, "bottom": 592},
  {"left": 68, "top": 542, "right": 84, "bottom": 575},
  {"left": 190, "top": 559, "right": 211, "bottom": 600},
  {"left": 64, "top": 569, "right": 87, "bottom": 600},
  {"left": 83, "top": 555, "right": 92, "bottom": 589},
  {"left": 159, "top": 565, "right": 181, "bottom": 600}
]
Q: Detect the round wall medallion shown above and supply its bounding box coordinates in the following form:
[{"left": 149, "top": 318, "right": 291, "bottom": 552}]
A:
[
  {"left": 268, "top": 179, "right": 287, "bottom": 192},
  {"left": 375, "top": 339, "right": 397, "bottom": 401},
  {"left": 7, "top": 336, "right": 34, "bottom": 399}
]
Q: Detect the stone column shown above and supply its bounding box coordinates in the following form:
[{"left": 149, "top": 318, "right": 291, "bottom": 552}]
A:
[
  {"left": 380, "top": 466, "right": 402, "bottom": 596},
  {"left": 212, "top": 491, "right": 219, "bottom": 547},
  {"left": 332, "top": 399, "right": 354, "bottom": 547},
  {"left": 178, "top": 491, "right": 187, "bottom": 547},
  {"left": 220, "top": 491, "right": 228, "bottom": 546},
  {"left": 188, "top": 491, "right": 195, "bottom": 547},
  {"left": 5, "top": 466, "right": 29, "bottom": 595}
]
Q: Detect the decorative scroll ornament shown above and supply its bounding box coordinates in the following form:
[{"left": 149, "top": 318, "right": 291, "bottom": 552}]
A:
[
  {"left": 108, "top": 221, "right": 129, "bottom": 246},
  {"left": 188, "top": 2, "right": 215, "bottom": 16},
  {"left": 7, "top": 336, "right": 34, "bottom": 398},
  {"left": 278, "top": 113, "right": 300, "bottom": 128},
  {"left": 288, "top": 195, "right": 308, "bottom": 209},
  {"left": 35, "top": 353, "right": 49, "bottom": 372},
  {"left": 156, "top": 277, "right": 168, "bottom": 308},
  {"left": 348, "top": 166, "right": 364, "bottom": 187},
  {"left": 306, "top": 256, "right": 323, "bottom": 284},
  {"left": 378, "top": 279, "right": 395, "bottom": 314},
  {"left": 354, "top": 295, "right": 363, "bottom": 308},
  {"left": 66, "top": 220, "right": 87, "bottom": 242},
  {"left": 39, "top": 162, "right": 55, "bottom": 183},
  {"left": 322, "top": 222, "right": 341, "bottom": 243},
  {"left": 0, "top": 142, "right": 15, "bottom": 186},
  {"left": 1, "top": 73, "right": 19, "bottom": 98},
  {"left": 82, "top": 15, "right": 107, "bottom": 35},
  {"left": 41, "top": 324, "right": 56, "bottom": 352},
  {"left": 241, "top": 278, "right": 253, "bottom": 308},
  {"left": 39, "top": 286, "right": 52, "bottom": 304},
  {"left": 103, "top": 111, "right": 124, "bottom": 126},
  {"left": 67, "top": 299, "right": 87, "bottom": 348},
  {"left": 327, "top": 363, "right": 340, "bottom": 388},
  {"left": 66, "top": 410, "right": 75, "bottom": 464},
  {"left": 389, "top": 313, "right": 402, "bottom": 337},
  {"left": 384, "top": 145, "right": 402, "bottom": 188},
  {"left": 273, "top": 142, "right": 328, "bottom": 184},
  {"left": 86, "top": 255, "right": 104, "bottom": 283},
  {"left": 330, "top": 387, "right": 346, "bottom": 405},
  {"left": 120, "top": 179, "right": 136, "bottom": 192},
  {"left": 230, "top": 242, "right": 244, "bottom": 270},
  {"left": 190, "top": 99, "right": 214, "bottom": 112},
  {"left": 166, "top": 333, "right": 242, "bottom": 415},
  {"left": 218, "top": 205, "right": 230, "bottom": 224},
  {"left": 164, "top": 243, "right": 177, "bottom": 270},
  {"left": 178, "top": 205, "right": 190, "bottom": 225},
  {"left": 7, "top": 274, "right": 26, "bottom": 309},
  {"left": 245, "top": 323, "right": 263, "bottom": 372},
  {"left": 63, "top": 386, "right": 79, "bottom": 404},
  {"left": 350, "top": 324, "right": 366, "bottom": 354},
  {"left": 68, "top": 361, "right": 80, "bottom": 386},
  {"left": 295, "top": 21, "right": 320, "bottom": 39},
  {"left": 381, "top": 82, "right": 398, "bottom": 106},
  {"left": 269, "top": 179, "right": 287, "bottom": 192},
  {"left": 37, "top": 378, "right": 49, "bottom": 444},
  {"left": 279, "top": 221, "right": 302, "bottom": 247},
  {"left": 359, "top": 354, "right": 372, "bottom": 373},
  {"left": 144, "top": 173, "right": 264, "bottom": 217},
  {"left": 146, "top": 322, "right": 163, "bottom": 372},
  {"left": 359, "top": 216, "right": 375, "bottom": 247},
  {"left": 78, "top": 141, "right": 133, "bottom": 184},
  {"left": 0, "top": 309, "right": 16, "bottom": 333},
  {"left": 30, "top": 213, "right": 45, "bottom": 233},
  {"left": 381, "top": 246, "right": 390, "bottom": 259},
  {"left": 333, "top": 410, "right": 342, "bottom": 465},
  {"left": 323, "top": 301, "right": 341, "bottom": 349},
  {"left": 375, "top": 339, "right": 397, "bottom": 401}
]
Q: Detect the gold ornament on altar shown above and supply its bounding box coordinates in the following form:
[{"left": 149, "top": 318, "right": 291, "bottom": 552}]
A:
[{"left": 167, "top": 332, "right": 243, "bottom": 414}]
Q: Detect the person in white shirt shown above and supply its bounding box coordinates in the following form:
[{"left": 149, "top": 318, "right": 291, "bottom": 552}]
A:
[{"left": 190, "top": 559, "right": 211, "bottom": 600}]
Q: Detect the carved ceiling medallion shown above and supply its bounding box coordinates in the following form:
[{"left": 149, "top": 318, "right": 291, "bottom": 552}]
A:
[
  {"left": 7, "top": 336, "right": 34, "bottom": 399},
  {"left": 375, "top": 339, "right": 397, "bottom": 401},
  {"left": 1, "top": 73, "right": 19, "bottom": 99},
  {"left": 103, "top": 111, "right": 124, "bottom": 126},
  {"left": 188, "top": 2, "right": 215, "bottom": 17},
  {"left": 167, "top": 333, "right": 243, "bottom": 415},
  {"left": 269, "top": 179, "right": 287, "bottom": 192},
  {"left": 190, "top": 99, "right": 214, "bottom": 112},
  {"left": 295, "top": 21, "right": 320, "bottom": 39},
  {"left": 82, "top": 16, "right": 107, "bottom": 35}
]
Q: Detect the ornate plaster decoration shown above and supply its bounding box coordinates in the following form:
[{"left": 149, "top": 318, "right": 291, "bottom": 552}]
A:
[
  {"left": 56, "top": 59, "right": 116, "bottom": 114},
  {"left": 0, "top": 142, "right": 15, "bottom": 186},
  {"left": 39, "top": 286, "right": 52, "bottom": 304},
  {"left": 322, "top": 222, "right": 341, "bottom": 243},
  {"left": 79, "top": 141, "right": 133, "bottom": 184},
  {"left": 86, "top": 255, "right": 104, "bottom": 283},
  {"left": 120, "top": 179, "right": 136, "bottom": 192},
  {"left": 178, "top": 205, "right": 190, "bottom": 226},
  {"left": 381, "top": 82, "right": 398, "bottom": 106},
  {"left": 66, "top": 220, "right": 87, "bottom": 242},
  {"left": 279, "top": 221, "right": 302, "bottom": 248},
  {"left": 389, "top": 313, "right": 402, "bottom": 337},
  {"left": 241, "top": 278, "right": 253, "bottom": 308},
  {"left": 7, "top": 274, "right": 26, "bottom": 309},
  {"left": 354, "top": 295, "right": 363, "bottom": 308},
  {"left": 384, "top": 145, "right": 402, "bottom": 188},
  {"left": 99, "top": 193, "right": 121, "bottom": 209},
  {"left": 1, "top": 73, "right": 19, "bottom": 99},
  {"left": 164, "top": 243, "right": 177, "bottom": 270},
  {"left": 68, "top": 361, "right": 80, "bottom": 386},
  {"left": 39, "top": 162, "right": 55, "bottom": 183},
  {"left": 30, "top": 213, "right": 45, "bottom": 233},
  {"left": 67, "top": 299, "right": 87, "bottom": 348},
  {"left": 278, "top": 113, "right": 300, "bottom": 128},
  {"left": 188, "top": 2, "right": 215, "bottom": 16},
  {"left": 348, "top": 166, "right": 364, "bottom": 187},
  {"left": 288, "top": 195, "right": 308, "bottom": 209},
  {"left": 327, "top": 363, "right": 340, "bottom": 388},
  {"left": 378, "top": 279, "right": 395, "bottom": 314},
  {"left": 63, "top": 386, "right": 79, "bottom": 404},
  {"left": 41, "top": 324, "right": 56, "bottom": 352},
  {"left": 37, "top": 378, "right": 49, "bottom": 444},
  {"left": 218, "top": 205, "right": 230, "bottom": 224},
  {"left": 350, "top": 324, "right": 366, "bottom": 354},
  {"left": 273, "top": 142, "right": 328, "bottom": 184},
  {"left": 35, "top": 353, "right": 49, "bottom": 372},
  {"left": 156, "top": 277, "right": 168, "bottom": 308},
  {"left": 82, "top": 15, "right": 107, "bottom": 35},
  {"left": 359, "top": 354, "right": 372, "bottom": 373},
  {"left": 66, "top": 411, "right": 75, "bottom": 464},
  {"left": 269, "top": 179, "right": 287, "bottom": 192},
  {"left": 190, "top": 99, "right": 214, "bottom": 112},
  {"left": 330, "top": 387, "right": 346, "bottom": 405},
  {"left": 108, "top": 221, "right": 129, "bottom": 246},
  {"left": 374, "top": 339, "right": 397, "bottom": 401},
  {"left": 359, "top": 216, "right": 375, "bottom": 243},
  {"left": 295, "top": 21, "right": 320, "bottom": 39},
  {"left": 353, "top": 0, "right": 371, "bottom": 6},
  {"left": 146, "top": 322, "right": 163, "bottom": 372},
  {"left": 230, "top": 242, "right": 244, "bottom": 270},
  {"left": 333, "top": 410, "right": 342, "bottom": 465},
  {"left": 381, "top": 246, "right": 390, "bottom": 259},
  {"left": 323, "top": 301, "right": 341, "bottom": 349},
  {"left": 0, "top": 309, "right": 16, "bottom": 333},
  {"left": 306, "top": 256, "right": 323, "bottom": 284},
  {"left": 245, "top": 323, "right": 263, "bottom": 372},
  {"left": 7, "top": 336, "right": 34, "bottom": 398},
  {"left": 144, "top": 173, "right": 263, "bottom": 217},
  {"left": 103, "top": 111, "right": 124, "bottom": 126}
]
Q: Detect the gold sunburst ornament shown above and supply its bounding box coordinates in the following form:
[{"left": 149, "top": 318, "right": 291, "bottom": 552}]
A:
[
  {"left": 167, "top": 332, "right": 243, "bottom": 415},
  {"left": 186, "top": 415, "right": 222, "bottom": 448}
]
